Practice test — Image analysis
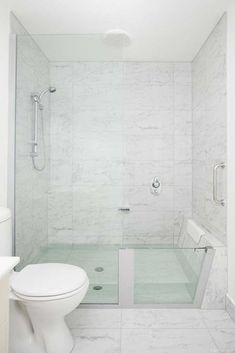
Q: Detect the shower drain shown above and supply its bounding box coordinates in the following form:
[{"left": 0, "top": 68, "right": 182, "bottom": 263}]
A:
[
  {"left": 95, "top": 267, "right": 104, "bottom": 272},
  {"left": 93, "top": 285, "right": 103, "bottom": 291}
]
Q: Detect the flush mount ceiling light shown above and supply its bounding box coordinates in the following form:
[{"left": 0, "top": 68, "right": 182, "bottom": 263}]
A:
[{"left": 103, "top": 29, "right": 132, "bottom": 47}]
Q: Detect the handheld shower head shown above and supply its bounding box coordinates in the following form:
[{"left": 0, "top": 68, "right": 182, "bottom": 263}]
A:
[
  {"left": 38, "top": 86, "right": 56, "bottom": 101},
  {"left": 49, "top": 86, "right": 56, "bottom": 93}
]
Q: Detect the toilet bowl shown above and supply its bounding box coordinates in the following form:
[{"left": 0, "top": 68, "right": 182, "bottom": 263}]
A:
[{"left": 9, "top": 263, "right": 89, "bottom": 353}]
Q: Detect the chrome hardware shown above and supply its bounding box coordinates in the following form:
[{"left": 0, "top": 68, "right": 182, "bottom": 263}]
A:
[
  {"left": 213, "top": 163, "right": 226, "bottom": 206},
  {"left": 151, "top": 177, "right": 161, "bottom": 195},
  {"left": 194, "top": 246, "right": 213, "bottom": 254},
  {"left": 119, "top": 208, "right": 130, "bottom": 212}
]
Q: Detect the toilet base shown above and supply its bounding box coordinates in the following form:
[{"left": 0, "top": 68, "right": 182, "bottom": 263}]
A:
[
  {"left": 28, "top": 308, "right": 74, "bottom": 353},
  {"left": 10, "top": 281, "right": 89, "bottom": 353},
  {"left": 10, "top": 300, "right": 75, "bottom": 353}
]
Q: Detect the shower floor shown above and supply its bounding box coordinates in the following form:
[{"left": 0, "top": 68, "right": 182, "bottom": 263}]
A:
[{"left": 32, "top": 244, "right": 197, "bottom": 305}]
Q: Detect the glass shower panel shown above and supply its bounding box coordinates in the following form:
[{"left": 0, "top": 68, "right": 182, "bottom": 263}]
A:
[
  {"left": 134, "top": 247, "right": 206, "bottom": 304},
  {"left": 15, "top": 33, "right": 125, "bottom": 304},
  {"left": 15, "top": 33, "right": 51, "bottom": 269}
]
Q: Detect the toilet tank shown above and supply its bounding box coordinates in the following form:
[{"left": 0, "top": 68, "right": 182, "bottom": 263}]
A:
[{"left": 0, "top": 207, "right": 12, "bottom": 256}]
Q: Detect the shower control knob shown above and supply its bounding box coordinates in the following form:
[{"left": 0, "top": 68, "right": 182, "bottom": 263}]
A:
[
  {"left": 152, "top": 179, "right": 160, "bottom": 189},
  {"left": 151, "top": 177, "right": 162, "bottom": 195}
]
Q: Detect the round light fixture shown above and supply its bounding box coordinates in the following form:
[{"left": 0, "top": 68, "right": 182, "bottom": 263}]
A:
[{"left": 103, "top": 29, "right": 131, "bottom": 47}]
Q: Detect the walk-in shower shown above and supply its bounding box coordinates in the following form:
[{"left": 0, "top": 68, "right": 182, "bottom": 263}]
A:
[
  {"left": 12, "top": 19, "right": 227, "bottom": 308},
  {"left": 31, "top": 86, "right": 56, "bottom": 171}
]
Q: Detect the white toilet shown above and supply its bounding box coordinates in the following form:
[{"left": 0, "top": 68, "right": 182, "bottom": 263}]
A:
[{"left": 0, "top": 208, "right": 89, "bottom": 353}]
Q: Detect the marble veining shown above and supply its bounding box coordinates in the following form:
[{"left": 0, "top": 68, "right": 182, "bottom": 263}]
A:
[
  {"left": 68, "top": 308, "right": 235, "bottom": 353},
  {"left": 49, "top": 61, "right": 192, "bottom": 244}
]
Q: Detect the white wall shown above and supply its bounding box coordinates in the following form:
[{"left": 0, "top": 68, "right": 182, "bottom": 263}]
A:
[
  {"left": 48, "top": 62, "right": 192, "bottom": 245},
  {"left": 0, "top": 3, "right": 10, "bottom": 206},
  {"left": 227, "top": 2, "right": 235, "bottom": 304}
]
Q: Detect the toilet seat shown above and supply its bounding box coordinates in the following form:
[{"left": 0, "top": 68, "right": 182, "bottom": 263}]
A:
[
  {"left": 11, "top": 280, "right": 89, "bottom": 301},
  {"left": 11, "top": 263, "right": 88, "bottom": 300}
]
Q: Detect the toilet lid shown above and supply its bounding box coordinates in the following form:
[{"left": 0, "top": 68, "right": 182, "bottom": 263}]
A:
[{"left": 11, "top": 263, "right": 88, "bottom": 297}]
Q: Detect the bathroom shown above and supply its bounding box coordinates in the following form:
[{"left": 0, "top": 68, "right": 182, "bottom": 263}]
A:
[{"left": 1, "top": 0, "right": 235, "bottom": 352}]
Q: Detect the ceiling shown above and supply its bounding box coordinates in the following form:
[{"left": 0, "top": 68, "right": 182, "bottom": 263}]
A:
[{"left": 9, "top": 0, "right": 231, "bottom": 61}]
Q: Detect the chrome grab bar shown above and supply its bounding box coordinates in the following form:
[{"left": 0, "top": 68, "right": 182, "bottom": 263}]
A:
[{"left": 213, "top": 163, "right": 226, "bottom": 206}]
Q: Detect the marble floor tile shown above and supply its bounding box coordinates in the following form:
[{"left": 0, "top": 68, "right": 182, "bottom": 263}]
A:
[
  {"left": 72, "top": 329, "right": 121, "bottom": 353},
  {"left": 200, "top": 310, "right": 235, "bottom": 329},
  {"left": 121, "top": 309, "right": 205, "bottom": 329},
  {"left": 67, "top": 309, "right": 121, "bottom": 329},
  {"left": 209, "top": 328, "right": 235, "bottom": 353},
  {"left": 121, "top": 328, "right": 219, "bottom": 353}
]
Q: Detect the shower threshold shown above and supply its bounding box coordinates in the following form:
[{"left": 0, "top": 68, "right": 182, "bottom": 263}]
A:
[{"left": 30, "top": 243, "right": 214, "bottom": 308}]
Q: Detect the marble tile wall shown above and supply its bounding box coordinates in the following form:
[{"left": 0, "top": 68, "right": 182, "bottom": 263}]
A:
[
  {"left": 48, "top": 62, "right": 192, "bottom": 244},
  {"left": 192, "top": 15, "right": 227, "bottom": 245},
  {"left": 15, "top": 33, "right": 50, "bottom": 266}
]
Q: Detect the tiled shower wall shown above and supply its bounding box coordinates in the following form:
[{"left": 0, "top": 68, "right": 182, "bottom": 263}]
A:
[
  {"left": 48, "top": 62, "right": 192, "bottom": 245},
  {"left": 15, "top": 31, "right": 50, "bottom": 266},
  {"left": 192, "top": 15, "right": 227, "bottom": 245}
]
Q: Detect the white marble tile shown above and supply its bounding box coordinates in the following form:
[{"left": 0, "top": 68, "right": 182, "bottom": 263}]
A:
[
  {"left": 174, "top": 63, "right": 192, "bottom": 84},
  {"left": 123, "top": 83, "right": 174, "bottom": 111},
  {"left": 47, "top": 60, "right": 193, "bottom": 248},
  {"left": 174, "top": 161, "right": 192, "bottom": 186},
  {"left": 50, "top": 159, "right": 72, "bottom": 187},
  {"left": 174, "top": 186, "right": 192, "bottom": 212},
  {"left": 124, "top": 185, "right": 174, "bottom": 212},
  {"left": 174, "top": 111, "right": 192, "bottom": 136},
  {"left": 48, "top": 189, "right": 73, "bottom": 241},
  {"left": 174, "top": 135, "right": 192, "bottom": 161},
  {"left": 67, "top": 309, "right": 121, "bottom": 329},
  {"left": 73, "top": 82, "right": 123, "bottom": 111},
  {"left": 121, "top": 309, "right": 205, "bottom": 329},
  {"left": 73, "top": 185, "right": 122, "bottom": 211},
  {"left": 124, "top": 62, "right": 174, "bottom": 86},
  {"left": 124, "top": 161, "right": 174, "bottom": 186},
  {"left": 73, "top": 62, "right": 123, "bottom": 86},
  {"left": 200, "top": 310, "right": 235, "bottom": 329},
  {"left": 209, "top": 328, "right": 235, "bottom": 353},
  {"left": 73, "top": 110, "right": 123, "bottom": 133},
  {"left": 121, "top": 328, "right": 218, "bottom": 353},
  {"left": 73, "top": 132, "right": 123, "bottom": 161},
  {"left": 122, "top": 211, "right": 174, "bottom": 239},
  {"left": 125, "top": 135, "right": 174, "bottom": 161},
  {"left": 72, "top": 160, "right": 123, "bottom": 186},
  {"left": 50, "top": 132, "right": 72, "bottom": 161},
  {"left": 72, "top": 329, "right": 120, "bottom": 353},
  {"left": 174, "top": 83, "right": 192, "bottom": 110},
  {"left": 123, "top": 110, "right": 174, "bottom": 135},
  {"left": 73, "top": 209, "right": 122, "bottom": 242}
]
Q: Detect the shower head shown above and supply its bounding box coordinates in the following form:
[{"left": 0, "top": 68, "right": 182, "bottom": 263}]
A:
[
  {"left": 38, "top": 86, "right": 56, "bottom": 100},
  {"left": 49, "top": 86, "right": 56, "bottom": 93}
]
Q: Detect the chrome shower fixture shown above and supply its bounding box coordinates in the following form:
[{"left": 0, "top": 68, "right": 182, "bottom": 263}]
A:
[
  {"left": 31, "top": 86, "right": 56, "bottom": 171},
  {"left": 151, "top": 176, "right": 162, "bottom": 195},
  {"left": 31, "top": 86, "right": 56, "bottom": 104}
]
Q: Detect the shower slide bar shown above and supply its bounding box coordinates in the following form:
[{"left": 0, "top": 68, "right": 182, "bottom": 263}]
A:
[{"left": 213, "top": 162, "right": 226, "bottom": 206}]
